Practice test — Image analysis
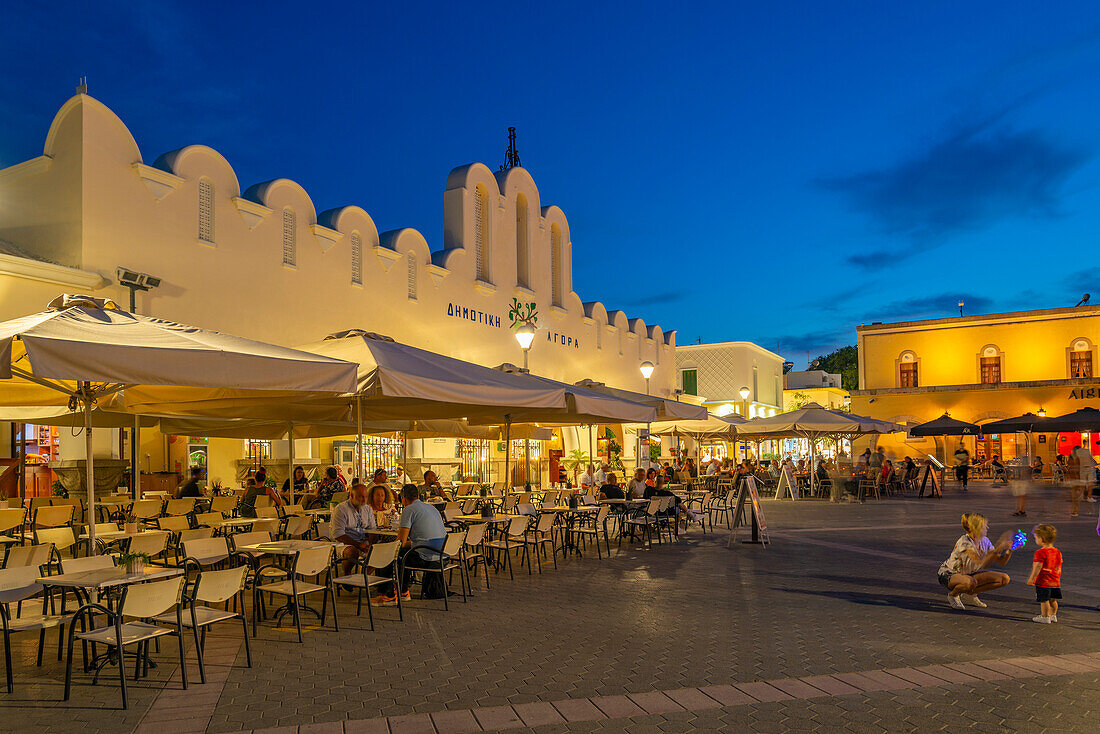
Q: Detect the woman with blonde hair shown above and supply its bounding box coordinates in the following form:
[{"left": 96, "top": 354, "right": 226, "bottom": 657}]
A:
[{"left": 936, "top": 512, "right": 1013, "bottom": 610}]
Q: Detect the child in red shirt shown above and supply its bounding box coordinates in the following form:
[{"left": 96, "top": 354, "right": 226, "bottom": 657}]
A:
[{"left": 1026, "top": 524, "right": 1062, "bottom": 623}]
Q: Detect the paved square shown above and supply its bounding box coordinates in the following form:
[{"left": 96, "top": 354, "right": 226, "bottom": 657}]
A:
[{"left": 2, "top": 483, "right": 1098, "bottom": 733}]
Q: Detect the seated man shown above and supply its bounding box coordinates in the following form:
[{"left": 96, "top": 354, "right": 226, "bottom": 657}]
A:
[
  {"left": 598, "top": 472, "right": 624, "bottom": 500},
  {"left": 333, "top": 483, "right": 377, "bottom": 576},
  {"left": 376, "top": 484, "right": 448, "bottom": 604},
  {"left": 420, "top": 470, "right": 452, "bottom": 501},
  {"left": 626, "top": 468, "right": 647, "bottom": 498}
]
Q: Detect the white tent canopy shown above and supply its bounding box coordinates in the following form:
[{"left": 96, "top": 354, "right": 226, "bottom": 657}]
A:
[
  {"left": 646, "top": 412, "right": 745, "bottom": 439},
  {"left": 572, "top": 379, "right": 706, "bottom": 421},
  {"left": 0, "top": 295, "right": 358, "bottom": 550}
]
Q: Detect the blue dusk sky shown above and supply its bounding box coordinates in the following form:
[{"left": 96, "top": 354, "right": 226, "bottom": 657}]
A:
[{"left": 2, "top": 1, "right": 1099, "bottom": 365}]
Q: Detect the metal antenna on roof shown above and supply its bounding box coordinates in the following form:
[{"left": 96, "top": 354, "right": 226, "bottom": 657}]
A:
[
  {"left": 500, "top": 127, "right": 521, "bottom": 171},
  {"left": 1076, "top": 293, "right": 1090, "bottom": 307},
  {"left": 76, "top": 77, "right": 88, "bottom": 94}
]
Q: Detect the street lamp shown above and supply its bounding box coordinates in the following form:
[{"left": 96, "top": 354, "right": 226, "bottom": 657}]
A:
[
  {"left": 1037, "top": 406, "right": 1046, "bottom": 418},
  {"left": 639, "top": 361, "right": 654, "bottom": 394},
  {"left": 514, "top": 321, "right": 535, "bottom": 372},
  {"left": 639, "top": 361, "right": 655, "bottom": 470}
]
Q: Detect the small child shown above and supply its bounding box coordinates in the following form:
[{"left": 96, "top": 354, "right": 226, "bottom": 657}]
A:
[{"left": 1026, "top": 524, "right": 1062, "bottom": 623}]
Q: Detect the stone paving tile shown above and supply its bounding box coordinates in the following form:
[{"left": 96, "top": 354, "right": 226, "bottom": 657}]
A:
[
  {"left": 549, "top": 698, "right": 606, "bottom": 723},
  {"left": 589, "top": 694, "right": 645, "bottom": 718},
  {"left": 766, "top": 677, "right": 827, "bottom": 698},
  {"left": 344, "top": 719, "right": 391, "bottom": 734},
  {"left": 472, "top": 705, "right": 523, "bottom": 730},
  {"left": 662, "top": 687, "right": 722, "bottom": 711},
  {"left": 512, "top": 701, "right": 565, "bottom": 727},
  {"left": 625, "top": 691, "right": 683, "bottom": 715},
  {"left": 882, "top": 666, "right": 949, "bottom": 687},
  {"left": 730, "top": 681, "right": 792, "bottom": 703},
  {"left": 916, "top": 663, "right": 982, "bottom": 684},
  {"left": 430, "top": 708, "right": 481, "bottom": 734},
  {"left": 388, "top": 713, "right": 436, "bottom": 734},
  {"left": 799, "top": 674, "right": 862, "bottom": 695}
]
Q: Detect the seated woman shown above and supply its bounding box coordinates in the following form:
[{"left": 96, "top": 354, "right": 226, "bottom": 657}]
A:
[
  {"left": 367, "top": 483, "right": 396, "bottom": 526},
  {"left": 598, "top": 472, "right": 624, "bottom": 500},
  {"left": 990, "top": 454, "right": 1008, "bottom": 484},
  {"left": 937, "top": 512, "right": 1013, "bottom": 610},
  {"left": 281, "top": 465, "right": 309, "bottom": 502},
  {"left": 643, "top": 475, "right": 700, "bottom": 520},
  {"left": 1030, "top": 455, "right": 1045, "bottom": 480},
  {"left": 308, "top": 466, "right": 346, "bottom": 508},
  {"left": 239, "top": 476, "right": 283, "bottom": 518}
]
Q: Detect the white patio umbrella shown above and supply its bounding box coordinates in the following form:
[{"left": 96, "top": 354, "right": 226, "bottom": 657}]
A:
[
  {"left": 645, "top": 412, "right": 745, "bottom": 463},
  {"left": 0, "top": 295, "right": 358, "bottom": 550},
  {"left": 736, "top": 403, "right": 902, "bottom": 496}
]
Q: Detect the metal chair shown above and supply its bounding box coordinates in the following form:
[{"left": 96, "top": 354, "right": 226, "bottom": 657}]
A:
[
  {"left": 331, "top": 540, "right": 402, "bottom": 628},
  {"left": 254, "top": 546, "right": 337, "bottom": 642},
  {"left": 0, "top": 566, "right": 74, "bottom": 692}
]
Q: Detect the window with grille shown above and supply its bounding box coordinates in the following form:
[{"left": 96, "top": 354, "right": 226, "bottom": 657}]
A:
[
  {"left": 282, "top": 209, "right": 296, "bottom": 266},
  {"left": 198, "top": 178, "right": 214, "bottom": 244},
  {"left": 618, "top": 328, "right": 623, "bottom": 355},
  {"left": 900, "top": 362, "right": 918, "bottom": 388},
  {"left": 1071, "top": 349, "right": 1093, "bottom": 378},
  {"left": 359, "top": 435, "right": 404, "bottom": 478},
  {"left": 246, "top": 440, "right": 271, "bottom": 468},
  {"left": 980, "top": 356, "right": 1001, "bottom": 384},
  {"left": 457, "top": 439, "right": 491, "bottom": 483},
  {"left": 752, "top": 366, "right": 758, "bottom": 400},
  {"left": 550, "top": 224, "right": 562, "bottom": 306},
  {"left": 407, "top": 252, "right": 417, "bottom": 300},
  {"left": 656, "top": 342, "right": 660, "bottom": 364},
  {"left": 474, "top": 186, "right": 490, "bottom": 282},
  {"left": 681, "top": 369, "right": 698, "bottom": 396},
  {"left": 350, "top": 232, "right": 362, "bottom": 285},
  {"left": 596, "top": 324, "right": 602, "bottom": 350},
  {"left": 515, "top": 194, "right": 529, "bottom": 287}
]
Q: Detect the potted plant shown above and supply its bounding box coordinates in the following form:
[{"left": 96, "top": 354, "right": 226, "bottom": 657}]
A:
[
  {"left": 51, "top": 480, "right": 68, "bottom": 499},
  {"left": 118, "top": 551, "right": 152, "bottom": 574},
  {"left": 563, "top": 449, "right": 591, "bottom": 485}
]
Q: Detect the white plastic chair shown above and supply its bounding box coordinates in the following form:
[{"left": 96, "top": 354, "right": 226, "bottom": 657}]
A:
[
  {"left": 331, "top": 540, "right": 402, "bottom": 628},
  {"left": 255, "top": 546, "right": 337, "bottom": 642},
  {"left": 64, "top": 575, "right": 188, "bottom": 709},
  {"left": 0, "top": 566, "right": 74, "bottom": 692}
]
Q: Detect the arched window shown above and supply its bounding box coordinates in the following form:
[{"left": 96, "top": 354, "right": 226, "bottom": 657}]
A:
[
  {"left": 515, "top": 193, "right": 529, "bottom": 288},
  {"left": 282, "top": 208, "right": 296, "bottom": 267},
  {"left": 473, "top": 185, "right": 490, "bottom": 283},
  {"left": 198, "top": 178, "right": 214, "bottom": 244},
  {"left": 407, "top": 252, "right": 418, "bottom": 300},
  {"left": 350, "top": 231, "right": 362, "bottom": 285},
  {"left": 1070, "top": 338, "right": 1093, "bottom": 378},
  {"left": 979, "top": 345, "right": 1001, "bottom": 384},
  {"left": 550, "top": 223, "right": 562, "bottom": 306},
  {"left": 899, "top": 351, "right": 918, "bottom": 387}
]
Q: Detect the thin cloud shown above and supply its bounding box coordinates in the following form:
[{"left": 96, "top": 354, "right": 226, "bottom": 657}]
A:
[
  {"left": 619, "top": 290, "right": 685, "bottom": 307},
  {"left": 822, "top": 107, "right": 1089, "bottom": 270},
  {"left": 864, "top": 293, "right": 994, "bottom": 322}
]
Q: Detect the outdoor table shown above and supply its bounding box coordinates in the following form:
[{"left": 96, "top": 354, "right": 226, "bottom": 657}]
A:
[
  {"left": 37, "top": 565, "right": 186, "bottom": 673},
  {"left": 305, "top": 508, "right": 331, "bottom": 517},
  {"left": 78, "top": 527, "right": 163, "bottom": 542},
  {"left": 210, "top": 517, "right": 259, "bottom": 532},
  {"left": 0, "top": 534, "right": 17, "bottom": 545},
  {"left": 453, "top": 514, "right": 511, "bottom": 524}
]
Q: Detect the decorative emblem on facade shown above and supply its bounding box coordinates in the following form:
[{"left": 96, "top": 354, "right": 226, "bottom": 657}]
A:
[{"left": 508, "top": 297, "right": 538, "bottom": 329}]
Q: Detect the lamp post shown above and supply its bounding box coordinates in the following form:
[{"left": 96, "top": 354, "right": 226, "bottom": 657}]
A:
[
  {"left": 514, "top": 321, "right": 535, "bottom": 373},
  {"left": 739, "top": 386, "right": 750, "bottom": 461},
  {"left": 1037, "top": 407, "right": 1046, "bottom": 418},
  {"left": 514, "top": 321, "right": 536, "bottom": 486},
  {"left": 640, "top": 361, "right": 655, "bottom": 470}
]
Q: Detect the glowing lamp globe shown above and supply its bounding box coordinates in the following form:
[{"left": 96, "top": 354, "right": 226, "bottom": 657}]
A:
[
  {"left": 514, "top": 323, "right": 536, "bottom": 350},
  {"left": 639, "top": 361, "right": 655, "bottom": 380},
  {"left": 739, "top": 386, "right": 750, "bottom": 401}
]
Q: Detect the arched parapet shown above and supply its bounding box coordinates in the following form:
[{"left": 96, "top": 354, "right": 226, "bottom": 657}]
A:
[
  {"left": 243, "top": 178, "right": 318, "bottom": 224},
  {"left": 44, "top": 94, "right": 141, "bottom": 163},
  {"left": 318, "top": 205, "right": 380, "bottom": 247},
  {"left": 493, "top": 166, "right": 541, "bottom": 213},
  {"left": 582, "top": 300, "right": 608, "bottom": 325},
  {"left": 153, "top": 145, "right": 241, "bottom": 198}
]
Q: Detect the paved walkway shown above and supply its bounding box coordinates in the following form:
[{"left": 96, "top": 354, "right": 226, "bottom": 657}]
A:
[{"left": 3, "top": 482, "right": 1098, "bottom": 733}]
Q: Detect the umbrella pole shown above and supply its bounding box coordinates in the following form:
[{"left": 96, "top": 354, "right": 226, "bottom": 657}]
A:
[
  {"left": 356, "top": 394, "right": 364, "bottom": 483},
  {"left": 287, "top": 422, "right": 295, "bottom": 504},
  {"left": 588, "top": 425, "right": 593, "bottom": 469},
  {"left": 15, "top": 423, "right": 25, "bottom": 503},
  {"left": 83, "top": 385, "right": 96, "bottom": 556},
  {"left": 132, "top": 414, "right": 141, "bottom": 502},
  {"left": 525, "top": 438, "right": 531, "bottom": 487},
  {"left": 504, "top": 418, "right": 511, "bottom": 490},
  {"left": 403, "top": 431, "right": 408, "bottom": 485}
]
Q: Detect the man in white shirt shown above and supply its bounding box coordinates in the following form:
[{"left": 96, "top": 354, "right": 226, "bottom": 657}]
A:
[
  {"left": 333, "top": 483, "right": 377, "bottom": 575},
  {"left": 594, "top": 462, "right": 608, "bottom": 486},
  {"left": 705, "top": 458, "right": 719, "bottom": 476},
  {"left": 579, "top": 464, "right": 597, "bottom": 491}
]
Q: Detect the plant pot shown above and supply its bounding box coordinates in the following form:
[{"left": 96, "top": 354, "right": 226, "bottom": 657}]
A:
[
  {"left": 125, "top": 558, "right": 145, "bottom": 574},
  {"left": 124, "top": 522, "right": 139, "bottom": 534}
]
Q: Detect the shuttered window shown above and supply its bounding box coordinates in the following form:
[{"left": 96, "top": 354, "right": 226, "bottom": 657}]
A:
[
  {"left": 198, "top": 178, "right": 214, "bottom": 244},
  {"left": 350, "top": 232, "right": 362, "bottom": 285},
  {"left": 474, "top": 186, "right": 490, "bottom": 282},
  {"left": 407, "top": 253, "right": 418, "bottom": 300},
  {"left": 282, "top": 209, "right": 296, "bottom": 266}
]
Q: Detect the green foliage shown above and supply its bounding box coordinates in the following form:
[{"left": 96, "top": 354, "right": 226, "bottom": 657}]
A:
[
  {"left": 814, "top": 345, "right": 859, "bottom": 391},
  {"left": 563, "top": 449, "right": 590, "bottom": 482},
  {"left": 786, "top": 391, "right": 812, "bottom": 412},
  {"left": 649, "top": 443, "right": 661, "bottom": 461},
  {"left": 51, "top": 480, "right": 68, "bottom": 499}
]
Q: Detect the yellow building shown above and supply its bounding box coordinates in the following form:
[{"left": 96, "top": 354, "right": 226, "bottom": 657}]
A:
[
  {"left": 851, "top": 304, "right": 1100, "bottom": 463},
  {"left": 783, "top": 369, "right": 850, "bottom": 411}
]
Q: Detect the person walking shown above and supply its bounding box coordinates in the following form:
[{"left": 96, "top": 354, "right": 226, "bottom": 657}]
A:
[{"left": 953, "top": 444, "right": 971, "bottom": 492}]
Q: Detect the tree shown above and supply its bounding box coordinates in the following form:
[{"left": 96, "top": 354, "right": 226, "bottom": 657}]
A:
[{"left": 814, "top": 345, "right": 859, "bottom": 391}]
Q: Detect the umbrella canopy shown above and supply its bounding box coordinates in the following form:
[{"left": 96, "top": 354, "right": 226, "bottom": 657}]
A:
[
  {"left": 909, "top": 413, "right": 981, "bottom": 437},
  {"left": 0, "top": 405, "right": 160, "bottom": 428},
  {"left": 1043, "top": 407, "right": 1100, "bottom": 432},
  {"left": 0, "top": 294, "right": 359, "bottom": 551},
  {"left": 466, "top": 365, "right": 657, "bottom": 426},
  {"left": 1, "top": 295, "right": 357, "bottom": 407},
  {"left": 736, "top": 403, "right": 899, "bottom": 438},
  {"left": 572, "top": 379, "right": 706, "bottom": 421},
  {"left": 647, "top": 412, "right": 744, "bottom": 439},
  {"left": 980, "top": 413, "right": 1054, "bottom": 434}
]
